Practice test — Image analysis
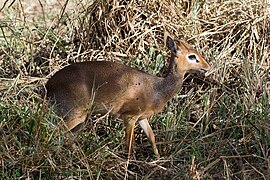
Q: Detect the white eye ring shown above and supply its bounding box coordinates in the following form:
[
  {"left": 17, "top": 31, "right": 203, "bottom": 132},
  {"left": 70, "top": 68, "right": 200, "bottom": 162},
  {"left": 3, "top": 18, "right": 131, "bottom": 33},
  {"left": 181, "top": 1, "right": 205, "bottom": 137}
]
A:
[{"left": 186, "top": 53, "right": 199, "bottom": 63}]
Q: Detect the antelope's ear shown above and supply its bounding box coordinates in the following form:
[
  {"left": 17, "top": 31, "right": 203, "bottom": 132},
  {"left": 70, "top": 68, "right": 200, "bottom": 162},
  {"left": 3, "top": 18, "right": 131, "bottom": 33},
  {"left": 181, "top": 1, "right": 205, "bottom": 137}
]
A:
[{"left": 165, "top": 32, "right": 178, "bottom": 54}]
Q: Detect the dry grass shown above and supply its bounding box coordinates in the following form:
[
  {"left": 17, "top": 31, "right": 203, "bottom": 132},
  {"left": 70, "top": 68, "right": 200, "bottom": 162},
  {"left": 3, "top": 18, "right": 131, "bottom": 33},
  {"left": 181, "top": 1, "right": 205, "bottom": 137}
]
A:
[{"left": 0, "top": 0, "right": 270, "bottom": 179}]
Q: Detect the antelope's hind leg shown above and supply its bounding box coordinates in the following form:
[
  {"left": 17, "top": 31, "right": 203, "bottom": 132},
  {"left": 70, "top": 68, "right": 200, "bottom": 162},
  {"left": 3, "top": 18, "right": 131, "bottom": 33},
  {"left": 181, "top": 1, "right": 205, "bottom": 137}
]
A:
[{"left": 60, "top": 107, "right": 88, "bottom": 133}]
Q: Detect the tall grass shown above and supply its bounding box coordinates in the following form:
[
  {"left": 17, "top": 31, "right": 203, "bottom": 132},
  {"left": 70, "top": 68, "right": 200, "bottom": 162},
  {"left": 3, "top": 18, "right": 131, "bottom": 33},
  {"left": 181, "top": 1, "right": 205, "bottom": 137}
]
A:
[{"left": 0, "top": 0, "right": 269, "bottom": 179}]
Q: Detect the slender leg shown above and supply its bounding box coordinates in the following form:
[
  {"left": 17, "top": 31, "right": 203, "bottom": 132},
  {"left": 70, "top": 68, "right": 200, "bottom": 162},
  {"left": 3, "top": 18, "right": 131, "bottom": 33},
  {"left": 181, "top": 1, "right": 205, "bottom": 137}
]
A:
[
  {"left": 59, "top": 108, "right": 88, "bottom": 153},
  {"left": 60, "top": 108, "right": 87, "bottom": 133},
  {"left": 124, "top": 116, "right": 138, "bottom": 157},
  {"left": 138, "top": 119, "right": 159, "bottom": 157}
]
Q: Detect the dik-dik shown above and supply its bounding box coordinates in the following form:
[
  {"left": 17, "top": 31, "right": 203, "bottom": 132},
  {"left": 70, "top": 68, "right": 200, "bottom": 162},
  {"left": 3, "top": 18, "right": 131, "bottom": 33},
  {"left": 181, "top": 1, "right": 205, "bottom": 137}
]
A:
[{"left": 46, "top": 34, "right": 210, "bottom": 157}]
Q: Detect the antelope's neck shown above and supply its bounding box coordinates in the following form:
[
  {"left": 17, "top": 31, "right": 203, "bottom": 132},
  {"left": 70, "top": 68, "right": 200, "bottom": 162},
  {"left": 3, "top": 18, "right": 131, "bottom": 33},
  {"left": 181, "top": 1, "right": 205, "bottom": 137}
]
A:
[{"left": 153, "top": 60, "right": 185, "bottom": 105}]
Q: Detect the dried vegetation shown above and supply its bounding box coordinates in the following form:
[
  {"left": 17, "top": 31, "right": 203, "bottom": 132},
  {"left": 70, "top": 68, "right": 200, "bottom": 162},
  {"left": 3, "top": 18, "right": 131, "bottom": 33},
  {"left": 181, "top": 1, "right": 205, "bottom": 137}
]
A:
[{"left": 0, "top": 0, "right": 269, "bottom": 179}]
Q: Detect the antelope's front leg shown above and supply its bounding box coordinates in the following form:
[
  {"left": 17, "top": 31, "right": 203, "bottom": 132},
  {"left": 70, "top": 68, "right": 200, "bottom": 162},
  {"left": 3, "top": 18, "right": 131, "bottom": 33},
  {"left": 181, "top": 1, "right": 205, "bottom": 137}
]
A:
[
  {"left": 124, "top": 117, "right": 138, "bottom": 157},
  {"left": 138, "top": 119, "right": 159, "bottom": 157}
]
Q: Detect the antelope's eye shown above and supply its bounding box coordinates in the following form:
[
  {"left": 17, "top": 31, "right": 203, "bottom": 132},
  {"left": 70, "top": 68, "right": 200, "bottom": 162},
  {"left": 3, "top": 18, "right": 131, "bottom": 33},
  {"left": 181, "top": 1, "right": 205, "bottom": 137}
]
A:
[{"left": 187, "top": 54, "right": 199, "bottom": 63}]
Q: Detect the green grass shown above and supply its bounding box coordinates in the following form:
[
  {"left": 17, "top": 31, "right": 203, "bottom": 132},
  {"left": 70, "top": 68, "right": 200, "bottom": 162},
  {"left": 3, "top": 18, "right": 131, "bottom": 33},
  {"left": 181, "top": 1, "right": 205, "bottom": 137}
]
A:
[{"left": 0, "top": 0, "right": 270, "bottom": 179}]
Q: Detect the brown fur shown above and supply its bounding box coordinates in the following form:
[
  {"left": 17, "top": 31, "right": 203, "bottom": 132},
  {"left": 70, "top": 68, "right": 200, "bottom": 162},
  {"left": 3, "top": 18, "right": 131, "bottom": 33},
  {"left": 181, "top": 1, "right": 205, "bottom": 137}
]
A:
[{"left": 46, "top": 35, "right": 210, "bottom": 157}]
